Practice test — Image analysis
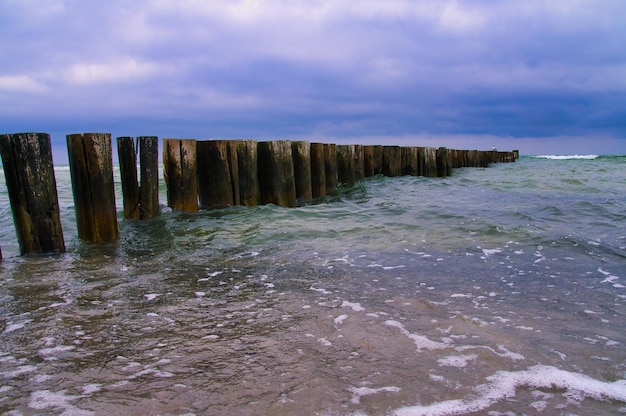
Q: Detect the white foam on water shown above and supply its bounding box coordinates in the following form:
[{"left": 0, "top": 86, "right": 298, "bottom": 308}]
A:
[
  {"left": 390, "top": 365, "right": 626, "bottom": 416},
  {"left": 348, "top": 385, "right": 402, "bottom": 404},
  {"left": 28, "top": 390, "right": 93, "bottom": 415},
  {"left": 38, "top": 345, "right": 75, "bottom": 358},
  {"left": 310, "top": 286, "right": 332, "bottom": 295},
  {"left": 481, "top": 248, "right": 502, "bottom": 257},
  {"left": 1, "top": 364, "right": 37, "bottom": 378},
  {"left": 535, "top": 154, "right": 599, "bottom": 160},
  {"left": 342, "top": 301, "right": 366, "bottom": 312},
  {"left": 385, "top": 320, "right": 449, "bottom": 352},
  {"left": 144, "top": 293, "right": 160, "bottom": 301},
  {"left": 334, "top": 314, "right": 348, "bottom": 325},
  {"left": 383, "top": 265, "right": 406, "bottom": 270},
  {"left": 437, "top": 354, "right": 478, "bottom": 368},
  {"left": 3, "top": 319, "right": 32, "bottom": 333}
]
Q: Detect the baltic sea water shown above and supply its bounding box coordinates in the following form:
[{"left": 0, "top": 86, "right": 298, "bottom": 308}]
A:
[{"left": 1, "top": 155, "right": 625, "bottom": 415}]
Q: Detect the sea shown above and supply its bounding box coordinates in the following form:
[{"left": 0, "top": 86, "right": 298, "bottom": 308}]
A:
[{"left": 1, "top": 154, "right": 625, "bottom": 416}]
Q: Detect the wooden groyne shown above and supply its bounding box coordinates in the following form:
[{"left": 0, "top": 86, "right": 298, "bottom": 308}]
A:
[{"left": 0, "top": 132, "right": 518, "bottom": 257}]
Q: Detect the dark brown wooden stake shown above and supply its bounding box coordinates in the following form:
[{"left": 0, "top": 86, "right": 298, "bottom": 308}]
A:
[
  {"left": 227, "top": 141, "right": 241, "bottom": 206},
  {"left": 363, "top": 145, "right": 375, "bottom": 177},
  {"left": 235, "top": 140, "right": 260, "bottom": 206},
  {"left": 373, "top": 145, "right": 384, "bottom": 175},
  {"left": 336, "top": 144, "right": 355, "bottom": 185},
  {"left": 67, "top": 133, "right": 118, "bottom": 242},
  {"left": 436, "top": 147, "right": 451, "bottom": 177},
  {"left": 402, "top": 146, "right": 418, "bottom": 176},
  {"left": 197, "top": 140, "right": 234, "bottom": 208},
  {"left": 0, "top": 132, "right": 65, "bottom": 255},
  {"left": 323, "top": 143, "right": 338, "bottom": 195},
  {"left": 291, "top": 141, "right": 313, "bottom": 204},
  {"left": 382, "top": 146, "right": 402, "bottom": 177},
  {"left": 139, "top": 136, "right": 160, "bottom": 219},
  {"left": 163, "top": 139, "right": 198, "bottom": 212},
  {"left": 258, "top": 140, "right": 296, "bottom": 207},
  {"left": 354, "top": 145, "right": 365, "bottom": 181},
  {"left": 310, "top": 142, "right": 326, "bottom": 198},
  {"left": 117, "top": 137, "right": 140, "bottom": 219},
  {"left": 423, "top": 147, "right": 438, "bottom": 177}
]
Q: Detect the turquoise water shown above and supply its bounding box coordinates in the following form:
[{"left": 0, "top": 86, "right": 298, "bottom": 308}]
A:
[{"left": 1, "top": 155, "right": 626, "bottom": 415}]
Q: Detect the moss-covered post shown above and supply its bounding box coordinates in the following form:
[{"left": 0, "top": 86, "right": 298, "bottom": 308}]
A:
[
  {"left": 67, "top": 133, "right": 118, "bottom": 242},
  {"left": 163, "top": 139, "right": 198, "bottom": 212},
  {"left": 0, "top": 132, "right": 65, "bottom": 255}
]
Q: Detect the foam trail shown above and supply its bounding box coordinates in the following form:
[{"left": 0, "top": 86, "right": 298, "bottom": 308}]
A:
[{"left": 392, "top": 365, "right": 626, "bottom": 416}]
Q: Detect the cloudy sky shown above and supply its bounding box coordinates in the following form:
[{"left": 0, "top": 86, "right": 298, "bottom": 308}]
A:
[{"left": 1, "top": 0, "right": 625, "bottom": 160}]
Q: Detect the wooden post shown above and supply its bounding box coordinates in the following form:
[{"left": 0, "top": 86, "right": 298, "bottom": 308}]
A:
[
  {"left": 258, "top": 140, "right": 296, "bottom": 207},
  {"left": 67, "top": 133, "right": 118, "bottom": 242},
  {"left": 373, "top": 145, "right": 384, "bottom": 175},
  {"left": 354, "top": 144, "right": 365, "bottom": 181},
  {"left": 235, "top": 140, "right": 260, "bottom": 206},
  {"left": 363, "top": 145, "right": 375, "bottom": 177},
  {"left": 323, "top": 143, "right": 338, "bottom": 195},
  {"left": 163, "top": 139, "right": 198, "bottom": 212},
  {"left": 402, "top": 146, "right": 418, "bottom": 176},
  {"left": 227, "top": 141, "right": 241, "bottom": 206},
  {"left": 291, "top": 141, "right": 313, "bottom": 204},
  {"left": 117, "top": 136, "right": 160, "bottom": 219},
  {"left": 0, "top": 132, "right": 65, "bottom": 255},
  {"left": 423, "top": 147, "right": 438, "bottom": 177},
  {"left": 310, "top": 142, "right": 326, "bottom": 198},
  {"left": 197, "top": 140, "right": 234, "bottom": 208},
  {"left": 336, "top": 144, "right": 355, "bottom": 185},
  {"left": 139, "top": 136, "right": 160, "bottom": 219},
  {"left": 382, "top": 146, "right": 402, "bottom": 177},
  {"left": 436, "top": 147, "right": 450, "bottom": 177},
  {"left": 117, "top": 137, "right": 140, "bottom": 219}
]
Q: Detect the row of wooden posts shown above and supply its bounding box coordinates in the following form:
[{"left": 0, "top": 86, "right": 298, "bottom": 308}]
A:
[{"left": 0, "top": 132, "right": 518, "bottom": 259}]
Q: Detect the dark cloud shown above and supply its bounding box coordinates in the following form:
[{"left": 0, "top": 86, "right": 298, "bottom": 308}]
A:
[{"left": 1, "top": 1, "right": 625, "bottom": 156}]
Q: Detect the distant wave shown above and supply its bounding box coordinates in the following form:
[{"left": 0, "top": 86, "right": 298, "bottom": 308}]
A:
[{"left": 533, "top": 154, "right": 599, "bottom": 160}]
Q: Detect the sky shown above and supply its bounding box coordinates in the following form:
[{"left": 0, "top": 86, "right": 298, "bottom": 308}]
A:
[{"left": 1, "top": 0, "right": 625, "bottom": 162}]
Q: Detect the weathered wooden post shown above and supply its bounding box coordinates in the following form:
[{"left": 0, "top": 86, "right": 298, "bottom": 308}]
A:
[
  {"left": 436, "top": 147, "right": 451, "bottom": 177},
  {"left": 373, "top": 145, "right": 384, "bottom": 175},
  {"left": 67, "top": 133, "right": 118, "bottom": 242},
  {"left": 382, "top": 146, "right": 402, "bottom": 177},
  {"left": 291, "top": 141, "right": 312, "bottom": 204},
  {"left": 310, "top": 142, "right": 326, "bottom": 198},
  {"left": 235, "top": 140, "right": 260, "bottom": 206},
  {"left": 117, "top": 137, "right": 140, "bottom": 219},
  {"left": 258, "top": 140, "right": 296, "bottom": 207},
  {"left": 163, "top": 139, "right": 198, "bottom": 212},
  {"left": 363, "top": 145, "right": 375, "bottom": 177},
  {"left": 197, "top": 140, "right": 234, "bottom": 208},
  {"left": 0, "top": 132, "right": 65, "bottom": 255},
  {"left": 353, "top": 144, "right": 365, "bottom": 181},
  {"left": 336, "top": 144, "right": 355, "bottom": 185},
  {"left": 423, "top": 147, "right": 438, "bottom": 177},
  {"left": 402, "top": 146, "right": 418, "bottom": 176},
  {"left": 323, "top": 143, "right": 338, "bottom": 195},
  {"left": 139, "top": 136, "right": 160, "bottom": 219}
]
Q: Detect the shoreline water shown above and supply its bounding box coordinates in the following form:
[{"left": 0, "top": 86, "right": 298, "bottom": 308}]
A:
[{"left": 1, "top": 155, "right": 626, "bottom": 415}]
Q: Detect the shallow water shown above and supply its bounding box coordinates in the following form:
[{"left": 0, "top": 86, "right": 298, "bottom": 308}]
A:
[{"left": 1, "top": 155, "right": 626, "bottom": 415}]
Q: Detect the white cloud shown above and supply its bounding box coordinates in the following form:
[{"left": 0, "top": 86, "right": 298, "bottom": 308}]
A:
[
  {"left": 63, "top": 59, "right": 163, "bottom": 85},
  {"left": 0, "top": 75, "right": 45, "bottom": 92}
]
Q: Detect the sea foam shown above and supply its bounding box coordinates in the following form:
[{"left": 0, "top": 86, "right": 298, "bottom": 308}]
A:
[{"left": 391, "top": 365, "right": 626, "bottom": 416}]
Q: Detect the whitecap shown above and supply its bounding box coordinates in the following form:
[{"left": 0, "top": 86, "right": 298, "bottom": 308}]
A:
[
  {"left": 348, "top": 385, "right": 401, "bottom": 405},
  {"left": 390, "top": 365, "right": 626, "bottom": 416}
]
